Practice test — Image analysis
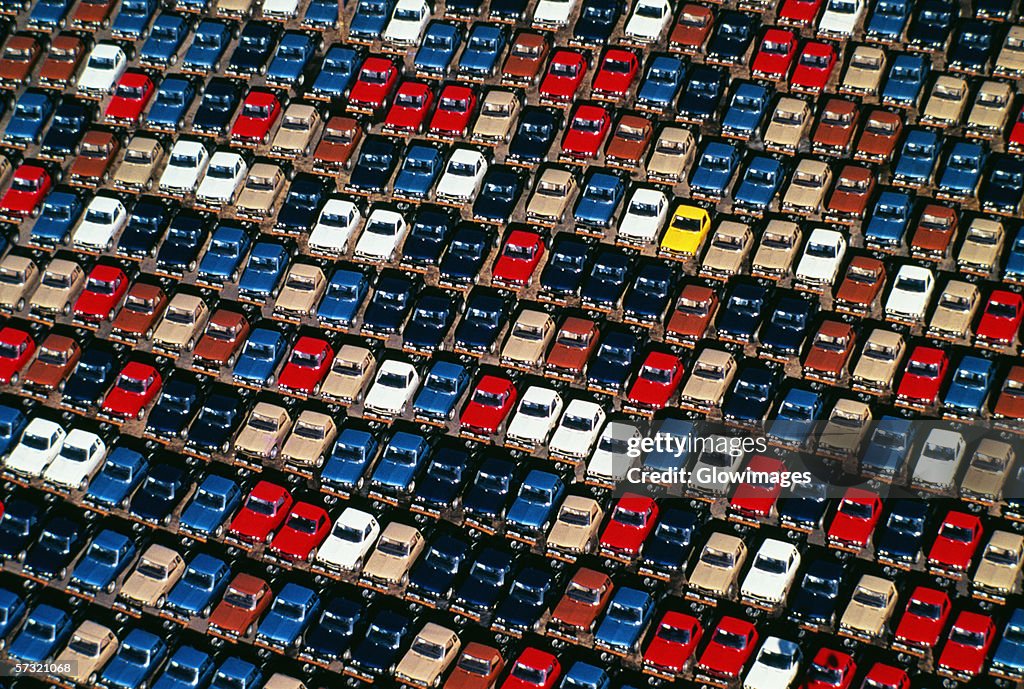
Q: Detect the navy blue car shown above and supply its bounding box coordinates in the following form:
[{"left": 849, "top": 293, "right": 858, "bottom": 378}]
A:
[
  {"left": 508, "top": 107, "right": 563, "bottom": 164},
  {"left": 407, "top": 532, "right": 473, "bottom": 605},
  {"left": 362, "top": 270, "right": 422, "bottom": 336},
  {"left": 586, "top": 328, "right": 639, "bottom": 393},
  {"left": 453, "top": 289, "right": 511, "bottom": 354},
  {"left": 581, "top": 248, "right": 633, "bottom": 311},
  {"left": 186, "top": 389, "right": 247, "bottom": 455},
  {"left": 62, "top": 346, "right": 120, "bottom": 412},
  {"left": 227, "top": 21, "right": 282, "bottom": 77},
  {"left": 117, "top": 197, "right": 174, "bottom": 260},
  {"left": 192, "top": 78, "right": 243, "bottom": 135},
  {"left": 438, "top": 223, "right": 493, "bottom": 287},
  {"left": 347, "top": 135, "right": 403, "bottom": 194},
  {"left": 402, "top": 205, "right": 459, "bottom": 267},
  {"left": 155, "top": 210, "right": 213, "bottom": 275},
  {"left": 540, "top": 233, "right": 592, "bottom": 299}
]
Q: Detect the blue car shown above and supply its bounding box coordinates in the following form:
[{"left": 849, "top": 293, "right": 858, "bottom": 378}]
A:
[
  {"left": 302, "top": 0, "right": 341, "bottom": 27},
  {"left": 506, "top": 470, "right": 565, "bottom": 535},
  {"left": 981, "top": 153, "right": 1024, "bottom": 215},
  {"left": 452, "top": 289, "right": 510, "bottom": 354},
  {"left": 560, "top": 663, "right": 610, "bottom": 689},
  {"left": 473, "top": 165, "right": 525, "bottom": 223},
  {"left": 9, "top": 604, "right": 72, "bottom": 662},
  {"left": 369, "top": 431, "right": 432, "bottom": 496},
  {"left": 255, "top": 584, "right": 320, "bottom": 651},
  {"left": 706, "top": 10, "right": 755, "bottom": 65},
  {"left": 457, "top": 22, "right": 507, "bottom": 78},
  {"left": 717, "top": 282, "right": 768, "bottom": 343},
  {"left": 463, "top": 457, "right": 517, "bottom": 524},
  {"left": 992, "top": 609, "right": 1024, "bottom": 682},
  {"left": 197, "top": 223, "right": 251, "bottom": 286},
  {"left": 540, "top": 234, "right": 591, "bottom": 298},
  {"left": 721, "top": 82, "right": 770, "bottom": 139},
  {"left": 62, "top": 345, "right": 119, "bottom": 412},
  {"left": 144, "top": 76, "right": 197, "bottom": 132},
  {"left": 690, "top": 140, "right": 740, "bottom": 200},
  {"left": 723, "top": 364, "right": 780, "bottom": 425},
  {"left": 347, "top": 610, "right": 412, "bottom": 681},
  {"left": 40, "top": 98, "right": 94, "bottom": 159},
  {"left": 677, "top": 65, "right": 727, "bottom": 124},
  {"left": 767, "top": 388, "right": 824, "bottom": 448},
  {"left": 865, "top": 0, "right": 911, "bottom": 42},
  {"left": 27, "top": 0, "right": 73, "bottom": 30},
  {"left": 1005, "top": 227, "right": 1024, "bottom": 283},
  {"left": 581, "top": 248, "right": 632, "bottom": 311},
  {"left": 0, "top": 405, "right": 26, "bottom": 456},
  {"left": 321, "top": 428, "right": 379, "bottom": 494},
  {"left": 413, "top": 440, "right": 474, "bottom": 511},
  {"left": 275, "top": 173, "right": 328, "bottom": 235},
  {"left": 881, "top": 53, "right": 929, "bottom": 108},
  {"left": 4, "top": 90, "right": 55, "bottom": 147},
  {"left": 874, "top": 499, "right": 928, "bottom": 566},
  {"left": 733, "top": 156, "right": 785, "bottom": 215},
  {"left": 863, "top": 190, "right": 913, "bottom": 251},
  {"left": 492, "top": 566, "right": 556, "bottom": 635},
  {"left": 639, "top": 508, "right": 698, "bottom": 576},
  {"left": 164, "top": 554, "right": 231, "bottom": 620},
  {"left": 192, "top": 78, "right": 242, "bottom": 135},
  {"left": 573, "top": 0, "right": 620, "bottom": 43},
  {"left": 508, "top": 107, "right": 562, "bottom": 163},
  {"left": 622, "top": 261, "right": 675, "bottom": 324},
  {"left": 155, "top": 210, "right": 212, "bottom": 276},
  {"left": 759, "top": 296, "right": 815, "bottom": 358},
  {"left": 937, "top": 141, "right": 986, "bottom": 200},
  {"left": 30, "top": 190, "right": 82, "bottom": 248},
  {"left": 237, "top": 242, "right": 289, "bottom": 302},
  {"left": 587, "top": 329, "right": 639, "bottom": 393},
  {"left": 402, "top": 205, "right": 458, "bottom": 267},
  {"left": 787, "top": 559, "right": 844, "bottom": 629},
  {"left": 302, "top": 596, "right": 364, "bottom": 665},
  {"left": 438, "top": 225, "right": 493, "bottom": 287},
  {"left": 347, "top": 135, "right": 402, "bottom": 194},
  {"left": 233, "top": 328, "right": 287, "bottom": 386},
  {"left": 574, "top": 169, "right": 624, "bottom": 229},
  {"left": 84, "top": 447, "right": 146, "bottom": 510},
  {"left": 948, "top": 19, "right": 997, "bottom": 73},
  {"left": 140, "top": 13, "right": 191, "bottom": 67},
  {"left": 211, "top": 658, "right": 262, "bottom": 689},
  {"left": 266, "top": 31, "right": 318, "bottom": 88},
  {"left": 362, "top": 271, "right": 420, "bottom": 335},
  {"left": 179, "top": 475, "right": 241, "bottom": 538},
  {"left": 311, "top": 45, "right": 362, "bottom": 99},
  {"left": 68, "top": 529, "right": 136, "bottom": 594},
  {"left": 861, "top": 415, "right": 916, "bottom": 479},
  {"left": 153, "top": 647, "right": 215, "bottom": 689},
  {"left": 594, "top": 588, "right": 655, "bottom": 655},
  {"left": 394, "top": 143, "right": 445, "bottom": 199},
  {"left": 942, "top": 356, "right": 995, "bottom": 418},
  {"left": 350, "top": 0, "right": 396, "bottom": 39},
  {"left": 0, "top": 588, "right": 26, "bottom": 647},
  {"left": 227, "top": 21, "right": 282, "bottom": 76},
  {"left": 413, "top": 361, "right": 470, "bottom": 421},
  {"left": 407, "top": 533, "right": 472, "bottom": 604},
  {"left": 117, "top": 198, "right": 172, "bottom": 258},
  {"left": 907, "top": 0, "right": 954, "bottom": 51},
  {"left": 186, "top": 390, "right": 246, "bottom": 455},
  {"left": 892, "top": 128, "right": 940, "bottom": 186},
  {"left": 111, "top": 0, "right": 158, "bottom": 39},
  {"left": 183, "top": 21, "right": 232, "bottom": 74},
  {"left": 404, "top": 289, "right": 462, "bottom": 351},
  {"left": 636, "top": 56, "right": 686, "bottom": 111},
  {"left": 317, "top": 268, "right": 369, "bottom": 328},
  {"left": 415, "top": 21, "right": 462, "bottom": 76}
]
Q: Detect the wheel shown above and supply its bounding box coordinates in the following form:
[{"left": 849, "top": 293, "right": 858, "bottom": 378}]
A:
[
  {"left": 246, "top": 623, "right": 254, "bottom": 636},
  {"left": 9, "top": 373, "right": 16, "bottom": 385},
  {"left": 62, "top": 302, "right": 70, "bottom": 315},
  {"left": 15, "top": 298, "right": 23, "bottom": 311}
]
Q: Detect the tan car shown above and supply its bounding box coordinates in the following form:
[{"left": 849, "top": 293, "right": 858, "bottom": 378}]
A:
[
  {"left": 273, "top": 264, "right": 327, "bottom": 319},
  {"left": 926, "top": 281, "right": 979, "bottom": 341},
  {"left": 546, "top": 496, "right": 603, "bottom": 558},
  {"left": 851, "top": 329, "right": 905, "bottom": 395},
  {"left": 264, "top": 675, "right": 307, "bottom": 689},
  {"left": 152, "top": 293, "right": 210, "bottom": 355},
  {"left": 0, "top": 153, "right": 15, "bottom": 191},
  {"left": 817, "top": 399, "right": 871, "bottom": 459},
  {"left": 113, "top": 136, "right": 163, "bottom": 193},
  {"left": 526, "top": 168, "right": 577, "bottom": 224},
  {"left": 751, "top": 220, "right": 801, "bottom": 279},
  {"left": 961, "top": 439, "right": 1015, "bottom": 506},
  {"left": 270, "top": 104, "right": 322, "bottom": 158},
  {"left": 699, "top": 221, "right": 753, "bottom": 280},
  {"left": 0, "top": 254, "right": 39, "bottom": 312},
  {"left": 320, "top": 345, "right": 375, "bottom": 404},
  {"left": 687, "top": 533, "right": 747, "bottom": 603},
  {"left": 839, "top": 575, "right": 897, "bottom": 642},
  {"left": 281, "top": 410, "right": 337, "bottom": 468},
  {"left": 55, "top": 621, "right": 118, "bottom": 686},
  {"left": 957, "top": 218, "right": 1004, "bottom": 276},
  {"left": 361, "top": 522, "right": 425, "bottom": 589},
  {"left": 678, "top": 348, "right": 736, "bottom": 411},
  {"left": 973, "top": 531, "right": 1024, "bottom": 601},
  {"left": 236, "top": 163, "right": 286, "bottom": 220},
  {"left": 995, "top": 25, "right": 1024, "bottom": 76},
  {"left": 646, "top": 126, "right": 695, "bottom": 183},
  {"left": 472, "top": 90, "right": 521, "bottom": 144},
  {"left": 236, "top": 402, "right": 293, "bottom": 460},
  {"left": 216, "top": 0, "right": 253, "bottom": 18},
  {"left": 966, "top": 81, "right": 1013, "bottom": 139},
  {"left": 30, "top": 258, "right": 85, "bottom": 318},
  {"left": 920, "top": 75, "right": 968, "bottom": 128},
  {"left": 764, "top": 97, "right": 812, "bottom": 155},
  {"left": 780, "top": 158, "right": 831, "bottom": 215},
  {"left": 840, "top": 45, "right": 886, "bottom": 97},
  {"left": 500, "top": 310, "right": 555, "bottom": 369},
  {"left": 118, "top": 544, "right": 185, "bottom": 609},
  {"left": 395, "top": 624, "right": 461, "bottom": 688}
]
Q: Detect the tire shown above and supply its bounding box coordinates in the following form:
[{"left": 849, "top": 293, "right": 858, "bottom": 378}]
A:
[
  {"left": 15, "top": 298, "right": 23, "bottom": 311},
  {"left": 9, "top": 373, "right": 16, "bottom": 385},
  {"left": 62, "top": 302, "right": 70, "bottom": 315}
]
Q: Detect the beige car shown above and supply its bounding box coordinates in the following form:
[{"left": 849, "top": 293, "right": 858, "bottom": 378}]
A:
[
  {"left": 55, "top": 621, "right": 118, "bottom": 686},
  {"left": 236, "top": 163, "right": 286, "bottom": 220},
  {"left": 961, "top": 439, "right": 1015, "bottom": 506},
  {"left": 699, "top": 221, "right": 753, "bottom": 280},
  {"left": 966, "top": 81, "right": 1013, "bottom": 139},
  {"left": 526, "top": 168, "right": 577, "bottom": 224},
  {"left": 546, "top": 496, "right": 603, "bottom": 558},
  {"left": 264, "top": 675, "right": 308, "bottom": 689},
  {"left": 817, "top": 399, "right": 871, "bottom": 458},
  {"left": 281, "top": 410, "right": 337, "bottom": 468},
  {"left": 751, "top": 220, "right": 801, "bottom": 279},
  {"left": 320, "top": 345, "right": 375, "bottom": 405},
  {"left": 500, "top": 310, "right": 555, "bottom": 369},
  {"left": 30, "top": 258, "right": 85, "bottom": 318},
  {"left": 0, "top": 254, "right": 39, "bottom": 312},
  {"left": 764, "top": 98, "right": 811, "bottom": 155},
  {"left": 973, "top": 531, "right": 1024, "bottom": 602},
  {"left": 236, "top": 402, "right": 293, "bottom": 460},
  {"left": 780, "top": 159, "right": 831, "bottom": 214},
  {"left": 216, "top": 0, "right": 253, "bottom": 18},
  {"left": 839, "top": 575, "right": 898, "bottom": 642},
  {"left": 679, "top": 349, "right": 736, "bottom": 411},
  {"left": 840, "top": 46, "right": 886, "bottom": 97},
  {"left": 957, "top": 218, "right": 1004, "bottom": 276},
  {"left": 926, "top": 281, "right": 980, "bottom": 341},
  {"left": 687, "top": 533, "right": 747, "bottom": 603},
  {"left": 395, "top": 624, "right": 461, "bottom": 688},
  {"left": 472, "top": 90, "right": 521, "bottom": 144},
  {"left": 270, "top": 104, "right": 322, "bottom": 158},
  {"left": 361, "top": 522, "right": 425, "bottom": 589},
  {"left": 152, "top": 293, "right": 210, "bottom": 354},
  {"left": 113, "top": 136, "right": 163, "bottom": 192},
  {"left": 920, "top": 75, "right": 968, "bottom": 128},
  {"left": 118, "top": 544, "right": 185, "bottom": 609},
  {"left": 995, "top": 25, "right": 1024, "bottom": 76},
  {"left": 646, "top": 126, "right": 695, "bottom": 183},
  {"left": 274, "top": 264, "right": 327, "bottom": 319},
  {"left": 851, "top": 329, "right": 905, "bottom": 395}
]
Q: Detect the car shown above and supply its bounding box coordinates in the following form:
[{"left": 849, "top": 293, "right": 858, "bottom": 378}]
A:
[
  {"left": 5, "top": 90, "right": 55, "bottom": 148},
  {"left": 227, "top": 481, "right": 293, "bottom": 546},
  {"left": 8, "top": 604, "right": 72, "bottom": 663},
  {"left": 182, "top": 20, "right": 233, "bottom": 74},
  {"left": 694, "top": 617, "right": 759, "bottom": 686},
  {"left": 208, "top": 574, "right": 273, "bottom": 639},
  {"left": 721, "top": 82, "right": 770, "bottom": 140},
  {"left": 927, "top": 510, "right": 983, "bottom": 578},
  {"left": 642, "top": 611, "right": 702, "bottom": 680},
  {"left": 690, "top": 140, "right": 739, "bottom": 201},
  {"left": 178, "top": 476, "right": 240, "bottom": 541},
  {"left": 415, "top": 20, "right": 462, "bottom": 76},
  {"left": 255, "top": 584, "right": 320, "bottom": 651},
  {"left": 23, "top": 512, "right": 89, "bottom": 580},
  {"left": 98, "top": 628, "right": 167, "bottom": 689},
  {"left": 347, "top": 135, "right": 402, "bottom": 194},
  {"left": 982, "top": 154, "right": 1024, "bottom": 215},
  {"left": 706, "top": 10, "right": 755, "bottom": 65},
  {"left": 573, "top": 169, "right": 624, "bottom": 230},
  {"left": 937, "top": 612, "right": 995, "bottom": 682},
  {"left": 192, "top": 78, "right": 242, "bottom": 135},
  {"left": 347, "top": 610, "right": 415, "bottom": 682},
  {"left": 67, "top": 529, "right": 134, "bottom": 595},
  {"left": 882, "top": 53, "right": 929, "bottom": 108}
]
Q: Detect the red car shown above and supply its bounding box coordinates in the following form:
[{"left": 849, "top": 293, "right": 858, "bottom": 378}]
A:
[
  {"left": 860, "top": 664, "right": 909, "bottom": 689},
  {"left": 791, "top": 41, "right": 837, "bottom": 94},
  {"left": 625, "top": 351, "right": 683, "bottom": 412},
  {"left": 428, "top": 84, "right": 477, "bottom": 138},
  {"left": 101, "top": 361, "right": 162, "bottom": 420},
  {"left": 802, "top": 648, "right": 855, "bottom": 689},
  {"left": 927, "top": 510, "right": 983, "bottom": 578},
  {"left": 1, "top": 163, "right": 52, "bottom": 219},
  {"left": 826, "top": 487, "right": 883, "bottom": 552},
  {"left": 560, "top": 104, "right": 611, "bottom": 162},
  {"left": 491, "top": 230, "right": 544, "bottom": 289},
  {"left": 460, "top": 375, "right": 517, "bottom": 440},
  {"left": 778, "top": 0, "right": 822, "bottom": 26},
  {"left": 728, "top": 455, "right": 786, "bottom": 523},
  {"left": 642, "top": 611, "right": 702, "bottom": 680},
  {"left": 598, "top": 493, "right": 658, "bottom": 562},
  {"left": 591, "top": 49, "right": 639, "bottom": 101},
  {"left": 501, "top": 648, "right": 560, "bottom": 689},
  {"left": 348, "top": 56, "right": 400, "bottom": 114},
  {"left": 104, "top": 71, "right": 155, "bottom": 125},
  {"left": 937, "top": 611, "right": 995, "bottom": 682},
  {"left": 539, "top": 49, "right": 587, "bottom": 105},
  {"left": 384, "top": 80, "right": 434, "bottom": 133},
  {"left": 277, "top": 336, "right": 334, "bottom": 396},
  {"left": 895, "top": 345, "right": 948, "bottom": 409},
  {"left": 208, "top": 573, "right": 272, "bottom": 639},
  {"left": 228, "top": 481, "right": 294, "bottom": 546},
  {"left": 751, "top": 28, "right": 797, "bottom": 80},
  {"left": 975, "top": 289, "right": 1024, "bottom": 350},
  {"left": 694, "top": 617, "right": 759, "bottom": 685},
  {"left": 73, "top": 264, "right": 129, "bottom": 324},
  {"left": 230, "top": 90, "right": 282, "bottom": 146},
  {"left": 1010, "top": 106, "right": 1024, "bottom": 154},
  {"left": 268, "top": 502, "right": 330, "bottom": 562},
  {"left": 0, "top": 326, "right": 34, "bottom": 384},
  {"left": 892, "top": 586, "right": 951, "bottom": 657}
]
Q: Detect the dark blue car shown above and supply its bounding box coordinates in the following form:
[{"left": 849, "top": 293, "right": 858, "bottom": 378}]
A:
[
  {"left": 361, "top": 270, "right": 421, "bottom": 335},
  {"left": 191, "top": 78, "right": 243, "bottom": 135},
  {"left": 452, "top": 289, "right": 511, "bottom": 354},
  {"left": 586, "top": 328, "right": 639, "bottom": 393},
  {"left": 227, "top": 21, "right": 282, "bottom": 77}
]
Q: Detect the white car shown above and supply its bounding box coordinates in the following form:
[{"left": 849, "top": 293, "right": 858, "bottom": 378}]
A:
[
  {"left": 549, "top": 401, "right": 606, "bottom": 462},
  {"left": 817, "top": 0, "right": 865, "bottom": 36},
  {"left": 77, "top": 43, "right": 127, "bottom": 98},
  {"left": 41, "top": 429, "right": 107, "bottom": 491},
  {"left": 617, "top": 188, "right": 668, "bottom": 246},
  {"left": 158, "top": 140, "right": 210, "bottom": 196},
  {"left": 740, "top": 539, "right": 801, "bottom": 610},
  {"left": 314, "top": 508, "right": 380, "bottom": 573},
  {"left": 586, "top": 421, "right": 640, "bottom": 486},
  {"left": 884, "top": 264, "right": 935, "bottom": 323},
  {"left": 794, "top": 228, "right": 847, "bottom": 289},
  {"left": 309, "top": 199, "right": 362, "bottom": 257},
  {"left": 435, "top": 148, "right": 487, "bottom": 204},
  {"left": 504, "top": 386, "right": 564, "bottom": 449},
  {"left": 686, "top": 435, "right": 744, "bottom": 499},
  {"left": 383, "top": 0, "right": 430, "bottom": 47},
  {"left": 624, "top": 0, "right": 672, "bottom": 42},
  {"left": 743, "top": 638, "right": 803, "bottom": 689},
  {"left": 196, "top": 151, "right": 248, "bottom": 208},
  {"left": 72, "top": 196, "right": 127, "bottom": 252},
  {"left": 4, "top": 418, "right": 66, "bottom": 479},
  {"left": 363, "top": 360, "right": 421, "bottom": 418},
  {"left": 532, "top": 0, "right": 576, "bottom": 27},
  {"left": 353, "top": 208, "right": 408, "bottom": 263},
  {"left": 911, "top": 429, "right": 966, "bottom": 493},
  {"left": 261, "top": 0, "right": 299, "bottom": 18}
]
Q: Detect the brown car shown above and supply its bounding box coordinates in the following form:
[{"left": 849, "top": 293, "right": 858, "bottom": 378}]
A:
[
  {"left": 312, "top": 116, "right": 361, "bottom": 175},
  {"left": 68, "top": 130, "right": 120, "bottom": 187},
  {"left": 110, "top": 283, "right": 168, "bottom": 344},
  {"left": 443, "top": 643, "right": 504, "bottom": 689},
  {"left": 71, "top": 0, "right": 117, "bottom": 30},
  {"left": 834, "top": 256, "right": 885, "bottom": 316},
  {"left": 803, "top": 321, "right": 855, "bottom": 384},
  {"left": 208, "top": 574, "right": 273, "bottom": 639},
  {"left": 0, "top": 35, "right": 43, "bottom": 88},
  {"left": 605, "top": 115, "right": 652, "bottom": 169},
  {"left": 544, "top": 317, "right": 598, "bottom": 381},
  {"left": 547, "top": 568, "right": 613, "bottom": 642},
  {"left": 909, "top": 204, "right": 958, "bottom": 262},
  {"left": 994, "top": 366, "right": 1024, "bottom": 426},
  {"left": 812, "top": 98, "right": 860, "bottom": 157},
  {"left": 23, "top": 334, "right": 80, "bottom": 397},
  {"left": 825, "top": 164, "right": 874, "bottom": 223},
  {"left": 668, "top": 4, "right": 714, "bottom": 54},
  {"left": 38, "top": 35, "right": 86, "bottom": 89},
  {"left": 502, "top": 31, "right": 549, "bottom": 85},
  {"left": 666, "top": 284, "right": 718, "bottom": 346},
  {"left": 853, "top": 109, "right": 902, "bottom": 163},
  {"left": 192, "top": 309, "right": 250, "bottom": 373}
]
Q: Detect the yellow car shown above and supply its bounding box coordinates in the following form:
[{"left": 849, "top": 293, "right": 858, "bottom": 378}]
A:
[{"left": 660, "top": 204, "right": 711, "bottom": 258}]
